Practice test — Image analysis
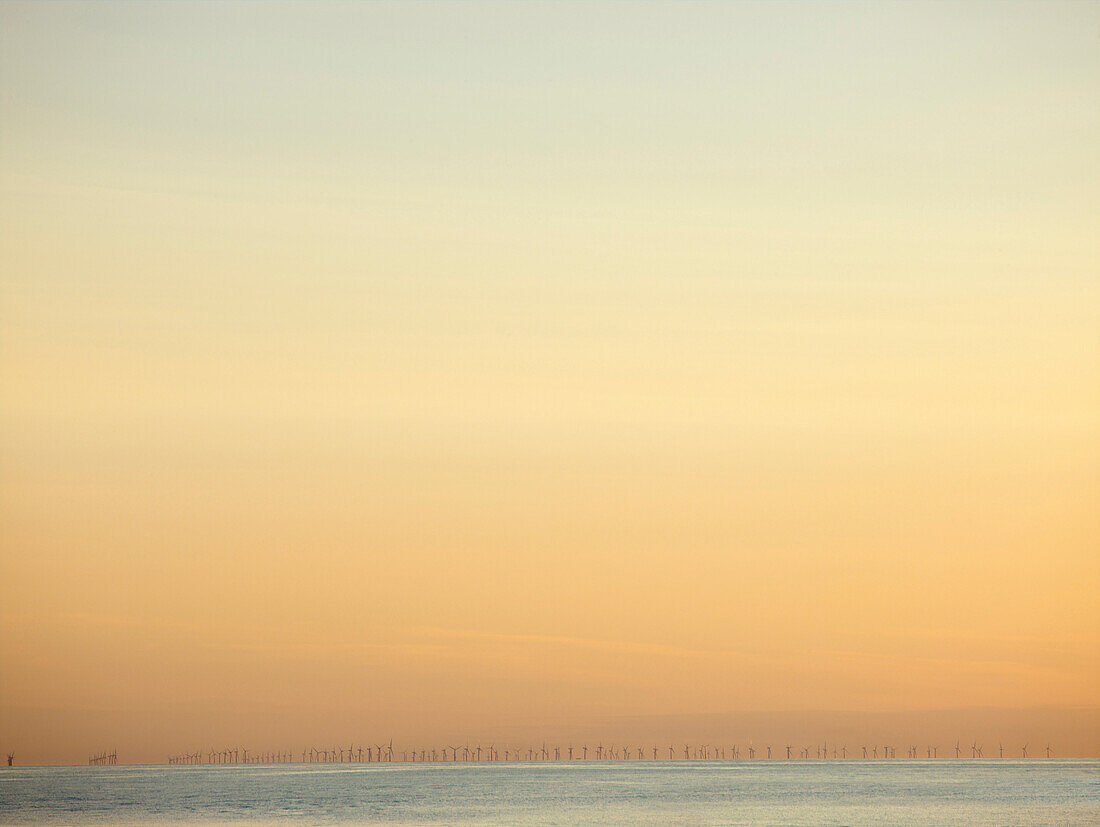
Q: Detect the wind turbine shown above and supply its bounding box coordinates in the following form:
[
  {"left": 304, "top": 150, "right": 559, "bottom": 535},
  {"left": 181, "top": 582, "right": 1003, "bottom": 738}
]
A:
[
  {"left": 786, "top": 744, "right": 791, "bottom": 759},
  {"left": 1021, "top": 744, "right": 1028, "bottom": 758},
  {"left": 1045, "top": 744, "right": 1052, "bottom": 758}
]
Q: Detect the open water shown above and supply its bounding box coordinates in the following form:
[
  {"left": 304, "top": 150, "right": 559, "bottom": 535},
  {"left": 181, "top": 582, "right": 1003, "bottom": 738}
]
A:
[{"left": 2, "top": 760, "right": 1098, "bottom": 825}]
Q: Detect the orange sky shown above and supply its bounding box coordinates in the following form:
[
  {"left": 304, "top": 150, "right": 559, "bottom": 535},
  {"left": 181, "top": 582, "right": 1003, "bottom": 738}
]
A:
[{"left": 1, "top": 2, "right": 1098, "bottom": 763}]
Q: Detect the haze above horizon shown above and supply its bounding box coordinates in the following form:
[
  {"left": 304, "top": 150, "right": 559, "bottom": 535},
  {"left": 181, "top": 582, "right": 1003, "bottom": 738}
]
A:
[{"left": 1, "top": 1, "right": 1097, "bottom": 764}]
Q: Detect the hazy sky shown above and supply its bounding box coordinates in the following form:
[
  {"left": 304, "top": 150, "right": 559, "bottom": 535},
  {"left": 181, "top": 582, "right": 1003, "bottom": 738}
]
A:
[{"left": 2, "top": 1, "right": 1098, "bottom": 762}]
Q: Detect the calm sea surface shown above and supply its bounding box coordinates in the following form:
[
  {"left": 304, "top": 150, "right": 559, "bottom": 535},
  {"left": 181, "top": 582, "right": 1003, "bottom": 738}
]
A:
[{"left": 2, "top": 760, "right": 1097, "bottom": 825}]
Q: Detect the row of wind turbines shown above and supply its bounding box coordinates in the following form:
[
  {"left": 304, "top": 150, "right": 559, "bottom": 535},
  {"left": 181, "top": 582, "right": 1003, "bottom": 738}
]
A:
[
  {"left": 167, "top": 740, "right": 1054, "bottom": 764},
  {"left": 169, "top": 741, "right": 395, "bottom": 765}
]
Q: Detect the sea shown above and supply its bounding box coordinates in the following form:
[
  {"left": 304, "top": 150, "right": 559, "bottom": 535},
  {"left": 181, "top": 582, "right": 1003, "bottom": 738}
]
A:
[{"left": 1, "top": 760, "right": 1098, "bottom": 825}]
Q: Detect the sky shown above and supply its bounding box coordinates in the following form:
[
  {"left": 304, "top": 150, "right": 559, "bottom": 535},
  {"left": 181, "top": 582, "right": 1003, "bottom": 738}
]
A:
[{"left": 1, "top": 1, "right": 1098, "bottom": 763}]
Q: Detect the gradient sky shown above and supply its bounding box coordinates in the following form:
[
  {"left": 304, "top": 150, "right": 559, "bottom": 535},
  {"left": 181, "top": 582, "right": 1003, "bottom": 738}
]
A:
[{"left": 1, "top": 1, "right": 1098, "bottom": 763}]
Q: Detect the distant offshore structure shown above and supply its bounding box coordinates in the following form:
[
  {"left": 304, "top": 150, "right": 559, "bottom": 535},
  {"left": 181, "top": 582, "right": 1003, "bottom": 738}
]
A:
[
  {"left": 88, "top": 750, "right": 117, "bottom": 765},
  {"left": 163, "top": 739, "right": 1052, "bottom": 765}
]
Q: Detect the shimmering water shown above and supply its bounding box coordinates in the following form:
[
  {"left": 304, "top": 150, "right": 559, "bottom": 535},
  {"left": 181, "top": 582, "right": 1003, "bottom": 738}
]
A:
[{"left": 2, "top": 760, "right": 1097, "bottom": 825}]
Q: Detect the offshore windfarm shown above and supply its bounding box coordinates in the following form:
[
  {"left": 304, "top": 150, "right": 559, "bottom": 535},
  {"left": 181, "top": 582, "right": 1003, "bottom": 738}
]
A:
[{"left": 159, "top": 739, "right": 1051, "bottom": 766}]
